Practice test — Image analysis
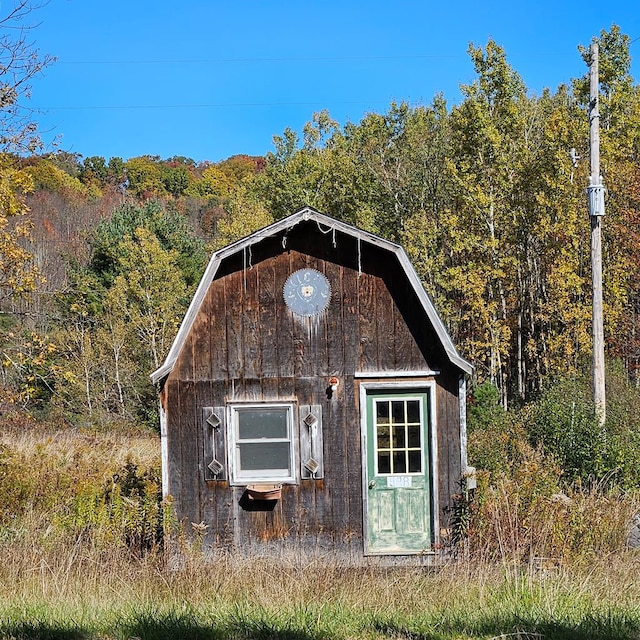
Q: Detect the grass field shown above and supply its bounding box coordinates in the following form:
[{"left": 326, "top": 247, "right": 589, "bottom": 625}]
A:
[
  {"left": 3, "top": 550, "right": 640, "bottom": 639},
  {"left": 2, "top": 424, "right": 640, "bottom": 639}
]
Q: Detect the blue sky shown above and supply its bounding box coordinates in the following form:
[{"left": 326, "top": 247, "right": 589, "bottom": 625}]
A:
[{"left": 27, "top": 0, "right": 640, "bottom": 164}]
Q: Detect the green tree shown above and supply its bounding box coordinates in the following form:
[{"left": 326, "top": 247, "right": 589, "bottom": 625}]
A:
[
  {"left": 108, "top": 157, "right": 126, "bottom": 184},
  {"left": 187, "top": 156, "right": 260, "bottom": 202},
  {"left": 161, "top": 161, "right": 194, "bottom": 197},
  {"left": 256, "top": 110, "right": 380, "bottom": 229},
  {"left": 89, "top": 228, "right": 189, "bottom": 424},
  {"left": 108, "top": 227, "right": 187, "bottom": 370},
  {"left": 23, "top": 157, "right": 92, "bottom": 197},
  {"left": 212, "top": 188, "right": 273, "bottom": 250},
  {"left": 440, "top": 40, "right": 596, "bottom": 405},
  {"left": 55, "top": 201, "right": 207, "bottom": 427},
  {"left": 124, "top": 156, "right": 166, "bottom": 199},
  {"left": 188, "top": 164, "right": 236, "bottom": 200},
  {"left": 443, "top": 40, "right": 529, "bottom": 400},
  {"left": 89, "top": 200, "right": 207, "bottom": 289},
  {"left": 574, "top": 27, "right": 640, "bottom": 386},
  {"left": 80, "top": 156, "right": 109, "bottom": 186},
  {"left": 526, "top": 362, "right": 640, "bottom": 488}
]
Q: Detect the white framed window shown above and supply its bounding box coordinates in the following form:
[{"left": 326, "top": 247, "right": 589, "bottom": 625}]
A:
[{"left": 229, "top": 403, "right": 297, "bottom": 484}]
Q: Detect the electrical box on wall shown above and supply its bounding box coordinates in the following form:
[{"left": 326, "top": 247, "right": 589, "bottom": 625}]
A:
[{"left": 465, "top": 466, "right": 477, "bottom": 491}]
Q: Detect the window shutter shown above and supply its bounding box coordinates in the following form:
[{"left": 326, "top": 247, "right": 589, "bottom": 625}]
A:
[
  {"left": 299, "top": 404, "right": 323, "bottom": 479},
  {"left": 203, "top": 406, "right": 226, "bottom": 480}
]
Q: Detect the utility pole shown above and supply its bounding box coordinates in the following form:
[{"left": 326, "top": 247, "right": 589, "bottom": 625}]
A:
[{"left": 587, "top": 41, "right": 606, "bottom": 426}]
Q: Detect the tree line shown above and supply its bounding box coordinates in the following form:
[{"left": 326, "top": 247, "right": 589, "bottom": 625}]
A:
[{"left": 0, "top": 24, "right": 639, "bottom": 438}]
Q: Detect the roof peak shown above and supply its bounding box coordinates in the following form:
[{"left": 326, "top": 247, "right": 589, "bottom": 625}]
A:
[{"left": 151, "top": 207, "right": 472, "bottom": 385}]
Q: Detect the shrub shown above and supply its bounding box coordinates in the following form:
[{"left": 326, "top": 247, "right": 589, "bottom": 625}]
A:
[
  {"left": 526, "top": 363, "right": 640, "bottom": 488},
  {"left": 467, "top": 381, "right": 545, "bottom": 481},
  {"left": 0, "top": 427, "right": 162, "bottom": 555},
  {"left": 465, "top": 363, "right": 640, "bottom": 564},
  {"left": 0, "top": 444, "right": 36, "bottom": 525},
  {"left": 105, "top": 460, "right": 164, "bottom": 554}
]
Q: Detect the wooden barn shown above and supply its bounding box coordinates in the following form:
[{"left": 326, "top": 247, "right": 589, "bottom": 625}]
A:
[{"left": 151, "top": 206, "right": 473, "bottom": 562}]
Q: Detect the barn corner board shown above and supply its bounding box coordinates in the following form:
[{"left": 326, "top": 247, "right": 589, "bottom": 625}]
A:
[{"left": 151, "top": 206, "right": 473, "bottom": 563}]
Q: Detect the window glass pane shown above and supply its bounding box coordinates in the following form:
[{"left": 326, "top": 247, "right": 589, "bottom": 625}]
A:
[
  {"left": 407, "top": 425, "right": 421, "bottom": 448},
  {"left": 392, "top": 451, "right": 406, "bottom": 474},
  {"left": 378, "top": 451, "right": 391, "bottom": 474},
  {"left": 391, "top": 401, "right": 405, "bottom": 424},
  {"left": 376, "top": 401, "right": 390, "bottom": 424},
  {"left": 406, "top": 400, "right": 420, "bottom": 424},
  {"left": 408, "top": 450, "right": 422, "bottom": 473},
  {"left": 238, "top": 409, "right": 288, "bottom": 440},
  {"left": 392, "top": 425, "right": 406, "bottom": 448},
  {"left": 377, "top": 425, "right": 390, "bottom": 449},
  {"left": 239, "top": 442, "right": 290, "bottom": 471}
]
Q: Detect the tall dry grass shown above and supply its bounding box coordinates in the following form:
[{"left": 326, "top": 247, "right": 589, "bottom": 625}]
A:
[
  {"left": 3, "top": 538, "right": 640, "bottom": 639},
  {"left": 1, "top": 420, "right": 640, "bottom": 638},
  {"left": 464, "top": 472, "right": 640, "bottom": 567}
]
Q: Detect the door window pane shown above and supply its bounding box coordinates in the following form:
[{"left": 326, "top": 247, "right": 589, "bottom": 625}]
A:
[
  {"left": 378, "top": 451, "right": 391, "bottom": 474},
  {"left": 407, "top": 425, "right": 421, "bottom": 448},
  {"left": 376, "top": 401, "right": 390, "bottom": 424},
  {"left": 406, "top": 400, "right": 420, "bottom": 424},
  {"left": 408, "top": 450, "right": 422, "bottom": 473},
  {"left": 393, "top": 451, "right": 407, "bottom": 474},
  {"left": 377, "top": 425, "right": 390, "bottom": 449},
  {"left": 392, "top": 425, "right": 406, "bottom": 448},
  {"left": 391, "top": 401, "right": 405, "bottom": 424}
]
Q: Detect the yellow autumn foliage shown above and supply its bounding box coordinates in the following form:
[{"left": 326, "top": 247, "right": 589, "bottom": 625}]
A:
[{"left": 0, "top": 154, "right": 40, "bottom": 298}]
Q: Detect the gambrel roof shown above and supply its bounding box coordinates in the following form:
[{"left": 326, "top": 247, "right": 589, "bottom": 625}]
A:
[{"left": 151, "top": 206, "right": 472, "bottom": 385}]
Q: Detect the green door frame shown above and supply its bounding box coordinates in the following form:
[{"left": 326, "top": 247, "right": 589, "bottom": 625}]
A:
[{"left": 359, "top": 380, "right": 438, "bottom": 556}]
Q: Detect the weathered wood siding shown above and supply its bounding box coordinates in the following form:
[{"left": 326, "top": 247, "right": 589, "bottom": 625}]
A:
[{"left": 163, "top": 222, "right": 462, "bottom": 555}]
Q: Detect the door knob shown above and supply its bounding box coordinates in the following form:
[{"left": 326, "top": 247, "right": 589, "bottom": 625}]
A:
[{"left": 368, "top": 480, "right": 376, "bottom": 489}]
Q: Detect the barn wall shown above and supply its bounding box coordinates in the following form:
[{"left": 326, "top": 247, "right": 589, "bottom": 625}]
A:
[
  {"left": 435, "top": 370, "right": 464, "bottom": 538},
  {"left": 164, "top": 227, "right": 464, "bottom": 556}
]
